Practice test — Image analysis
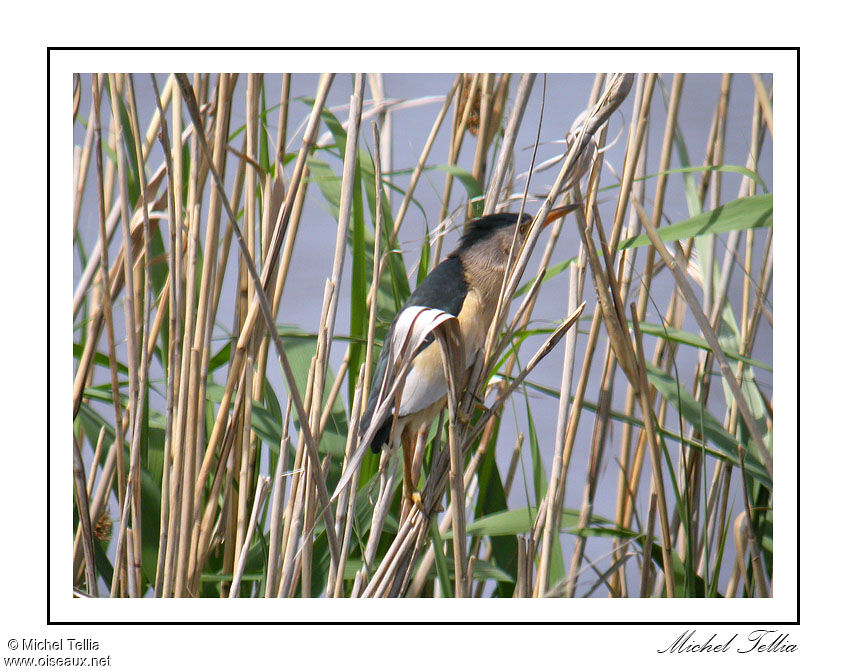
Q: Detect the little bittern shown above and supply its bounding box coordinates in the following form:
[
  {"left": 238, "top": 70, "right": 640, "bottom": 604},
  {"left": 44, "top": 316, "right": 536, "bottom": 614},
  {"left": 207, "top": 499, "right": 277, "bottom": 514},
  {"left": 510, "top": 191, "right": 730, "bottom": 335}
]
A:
[{"left": 333, "top": 205, "right": 578, "bottom": 504}]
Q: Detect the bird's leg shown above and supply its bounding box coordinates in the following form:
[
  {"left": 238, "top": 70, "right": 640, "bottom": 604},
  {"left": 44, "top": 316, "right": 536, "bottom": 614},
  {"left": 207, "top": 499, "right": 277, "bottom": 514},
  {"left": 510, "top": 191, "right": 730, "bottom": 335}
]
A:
[
  {"left": 467, "top": 389, "right": 490, "bottom": 411},
  {"left": 455, "top": 408, "right": 471, "bottom": 426},
  {"left": 401, "top": 428, "right": 422, "bottom": 513},
  {"left": 454, "top": 389, "right": 494, "bottom": 426},
  {"left": 410, "top": 427, "right": 427, "bottom": 488}
]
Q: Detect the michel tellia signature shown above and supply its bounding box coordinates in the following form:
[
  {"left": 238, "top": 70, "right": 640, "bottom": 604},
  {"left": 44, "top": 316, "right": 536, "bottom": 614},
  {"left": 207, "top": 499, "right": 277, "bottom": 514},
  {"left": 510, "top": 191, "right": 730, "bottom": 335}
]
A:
[{"left": 658, "top": 630, "right": 797, "bottom": 654}]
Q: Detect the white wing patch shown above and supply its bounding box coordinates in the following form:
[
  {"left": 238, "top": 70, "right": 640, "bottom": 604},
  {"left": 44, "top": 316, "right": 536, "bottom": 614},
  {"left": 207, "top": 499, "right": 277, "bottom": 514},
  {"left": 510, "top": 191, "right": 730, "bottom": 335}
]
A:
[
  {"left": 396, "top": 288, "right": 485, "bottom": 417},
  {"left": 397, "top": 343, "right": 448, "bottom": 416}
]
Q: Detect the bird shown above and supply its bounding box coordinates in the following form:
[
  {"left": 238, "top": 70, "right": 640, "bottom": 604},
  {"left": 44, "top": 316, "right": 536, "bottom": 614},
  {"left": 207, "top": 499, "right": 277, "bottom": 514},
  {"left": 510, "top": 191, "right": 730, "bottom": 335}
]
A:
[{"left": 332, "top": 205, "right": 578, "bottom": 505}]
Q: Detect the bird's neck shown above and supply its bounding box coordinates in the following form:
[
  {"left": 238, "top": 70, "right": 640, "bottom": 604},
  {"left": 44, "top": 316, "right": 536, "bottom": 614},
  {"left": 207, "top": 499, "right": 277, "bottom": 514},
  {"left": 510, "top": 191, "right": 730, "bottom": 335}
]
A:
[{"left": 460, "top": 246, "right": 510, "bottom": 308}]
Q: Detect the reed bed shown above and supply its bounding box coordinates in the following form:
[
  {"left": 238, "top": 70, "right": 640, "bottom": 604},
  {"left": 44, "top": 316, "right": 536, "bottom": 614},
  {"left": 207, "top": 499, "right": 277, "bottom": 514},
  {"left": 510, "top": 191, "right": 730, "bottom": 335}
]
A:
[{"left": 71, "top": 72, "right": 774, "bottom": 598}]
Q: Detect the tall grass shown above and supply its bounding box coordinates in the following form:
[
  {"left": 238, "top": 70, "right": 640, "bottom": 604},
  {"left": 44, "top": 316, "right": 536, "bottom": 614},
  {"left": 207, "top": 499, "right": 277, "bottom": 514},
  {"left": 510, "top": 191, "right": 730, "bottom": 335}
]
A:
[{"left": 72, "top": 72, "right": 773, "bottom": 598}]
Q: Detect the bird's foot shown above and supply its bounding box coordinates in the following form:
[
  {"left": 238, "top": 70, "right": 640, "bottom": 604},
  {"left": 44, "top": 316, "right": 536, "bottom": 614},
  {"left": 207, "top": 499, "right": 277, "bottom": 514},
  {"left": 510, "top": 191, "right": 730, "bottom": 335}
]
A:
[
  {"left": 400, "top": 490, "right": 423, "bottom": 521},
  {"left": 409, "top": 491, "right": 423, "bottom": 509},
  {"left": 456, "top": 409, "right": 472, "bottom": 425}
]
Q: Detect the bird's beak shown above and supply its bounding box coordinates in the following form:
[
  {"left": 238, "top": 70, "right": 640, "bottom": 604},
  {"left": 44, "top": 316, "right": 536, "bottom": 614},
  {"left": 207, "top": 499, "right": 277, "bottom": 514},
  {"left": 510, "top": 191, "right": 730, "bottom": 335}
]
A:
[{"left": 542, "top": 203, "right": 581, "bottom": 228}]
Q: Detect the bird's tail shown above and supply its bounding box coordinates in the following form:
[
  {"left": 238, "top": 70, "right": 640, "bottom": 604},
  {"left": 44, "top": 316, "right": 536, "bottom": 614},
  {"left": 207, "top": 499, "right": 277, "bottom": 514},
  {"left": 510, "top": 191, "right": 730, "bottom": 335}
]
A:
[{"left": 370, "top": 419, "right": 391, "bottom": 454}]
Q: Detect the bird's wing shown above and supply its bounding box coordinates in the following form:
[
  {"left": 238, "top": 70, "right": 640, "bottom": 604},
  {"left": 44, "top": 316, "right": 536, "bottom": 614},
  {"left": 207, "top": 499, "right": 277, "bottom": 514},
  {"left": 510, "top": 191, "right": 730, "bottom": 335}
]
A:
[
  {"left": 359, "top": 255, "right": 468, "bottom": 445},
  {"left": 404, "top": 255, "right": 468, "bottom": 317},
  {"left": 358, "top": 328, "right": 392, "bottom": 445},
  {"left": 332, "top": 307, "right": 459, "bottom": 501}
]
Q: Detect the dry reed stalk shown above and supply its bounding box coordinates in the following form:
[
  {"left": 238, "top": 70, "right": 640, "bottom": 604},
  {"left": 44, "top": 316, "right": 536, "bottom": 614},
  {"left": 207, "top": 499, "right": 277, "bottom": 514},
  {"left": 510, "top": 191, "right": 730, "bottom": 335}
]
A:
[
  {"left": 101, "top": 74, "right": 123, "bottom": 218},
  {"left": 695, "top": 458, "right": 730, "bottom": 581},
  {"left": 362, "top": 122, "right": 386, "bottom": 404},
  {"left": 72, "top": 434, "right": 98, "bottom": 596},
  {"left": 251, "top": 169, "right": 306, "bottom": 417},
  {"left": 73, "top": 164, "right": 173, "bottom": 318},
  {"left": 469, "top": 432, "right": 525, "bottom": 598},
  {"left": 245, "top": 74, "right": 261, "bottom": 299},
  {"left": 275, "top": 73, "right": 291, "bottom": 176},
  {"left": 607, "top": 80, "right": 650, "bottom": 594},
  {"left": 235, "top": 355, "right": 256, "bottom": 560},
  {"left": 106, "top": 76, "right": 139, "bottom": 417},
  {"left": 750, "top": 74, "right": 773, "bottom": 138},
  {"left": 179, "top": 74, "right": 344, "bottom": 573},
  {"left": 702, "top": 74, "right": 732, "bottom": 315},
  {"left": 329, "top": 374, "right": 365, "bottom": 596},
  {"left": 103, "top": 73, "right": 143, "bottom": 597},
  {"left": 309, "top": 75, "right": 364, "bottom": 450},
  {"left": 469, "top": 74, "right": 495, "bottom": 198},
  {"left": 162, "top": 201, "right": 198, "bottom": 597},
  {"left": 532, "top": 183, "right": 605, "bottom": 511},
  {"left": 432, "top": 74, "right": 479, "bottom": 266},
  {"left": 182, "top": 75, "right": 237, "bottom": 593},
  {"left": 300, "top": 459, "right": 317, "bottom": 597},
  {"left": 457, "top": 306, "right": 586, "bottom": 460},
  {"left": 361, "top": 509, "right": 426, "bottom": 598},
  {"left": 561, "top": 335, "right": 623, "bottom": 597},
  {"left": 148, "top": 76, "right": 179, "bottom": 596},
  {"left": 327, "top": 121, "right": 391, "bottom": 593},
  {"left": 671, "top": 75, "right": 743, "bottom": 579},
  {"left": 276, "top": 354, "right": 320, "bottom": 585},
  {"left": 72, "top": 425, "right": 108, "bottom": 580},
  {"left": 389, "top": 76, "right": 460, "bottom": 244},
  {"left": 535, "top": 76, "right": 618, "bottom": 595},
  {"left": 219, "top": 440, "right": 239, "bottom": 597},
  {"left": 229, "top": 475, "right": 271, "bottom": 598},
  {"left": 482, "top": 74, "right": 635, "bottom": 400},
  {"left": 737, "top": 447, "right": 768, "bottom": 596},
  {"left": 367, "top": 74, "right": 392, "bottom": 209},
  {"left": 469, "top": 99, "right": 584, "bottom": 558},
  {"left": 484, "top": 74, "right": 534, "bottom": 215},
  {"left": 610, "top": 73, "right": 684, "bottom": 594},
  {"left": 277, "top": 349, "right": 323, "bottom": 597},
  {"left": 693, "top": 91, "right": 770, "bottom": 572},
  {"left": 633, "top": 200, "right": 774, "bottom": 481},
  {"left": 555, "top": 75, "right": 656, "bottom": 596},
  {"left": 629, "top": 305, "right": 677, "bottom": 597},
  {"left": 729, "top": 512, "right": 751, "bottom": 598},
  {"left": 87, "top": 75, "right": 128, "bottom": 560},
  {"left": 662, "top": 80, "right": 734, "bottom": 558},
  {"left": 73, "top": 86, "right": 97, "bottom": 237},
  {"left": 213, "top": 152, "right": 247, "bottom": 332},
  {"left": 569, "top": 178, "right": 677, "bottom": 596},
  {"left": 186, "top": 76, "right": 338, "bottom": 575},
  {"left": 318, "top": 354, "right": 351, "bottom": 440},
  {"left": 351, "top": 453, "right": 398, "bottom": 597},
  {"left": 120, "top": 74, "right": 157, "bottom": 596},
  {"left": 435, "top": 318, "right": 469, "bottom": 597},
  {"left": 278, "top": 447, "right": 308, "bottom": 597},
  {"left": 74, "top": 434, "right": 119, "bottom": 580},
  {"left": 174, "top": 345, "right": 202, "bottom": 596},
  {"left": 73, "top": 76, "right": 175, "bottom": 318},
  {"left": 407, "top": 418, "right": 516, "bottom": 598},
  {"left": 194, "top": 367, "right": 252, "bottom": 590},
  {"left": 515, "top": 537, "right": 528, "bottom": 598},
  {"left": 639, "top": 493, "right": 659, "bottom": 597},
  {"left": 265, "top": 401, "right": 293, "bottom": 597},
  {"left": 696, "top": 74, "right": 729, "bottom": 205}
]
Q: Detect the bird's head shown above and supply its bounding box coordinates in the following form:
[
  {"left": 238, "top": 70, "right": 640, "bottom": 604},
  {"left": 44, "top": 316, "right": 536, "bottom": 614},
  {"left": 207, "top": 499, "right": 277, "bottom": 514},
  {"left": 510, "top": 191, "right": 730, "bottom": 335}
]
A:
[{"left": 454, "top": 205, "right": 579, "bottom": 271}]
